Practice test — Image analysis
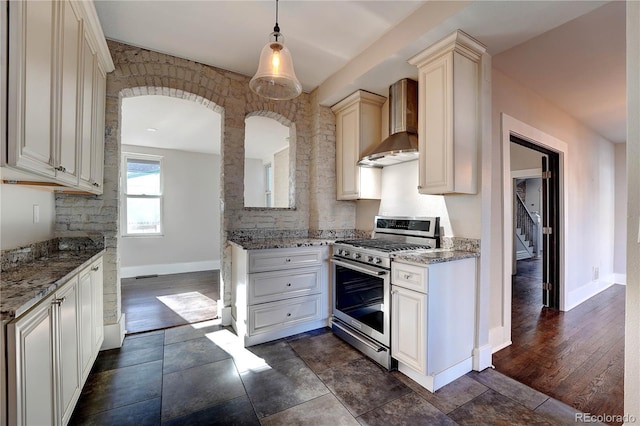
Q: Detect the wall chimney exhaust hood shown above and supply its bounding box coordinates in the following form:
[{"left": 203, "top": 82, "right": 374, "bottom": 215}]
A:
[{"left": 358, "top": 79, "right": 418, "bottom": 168}]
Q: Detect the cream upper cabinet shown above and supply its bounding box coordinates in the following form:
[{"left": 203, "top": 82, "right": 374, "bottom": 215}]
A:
[
  {"left": 409, "top": 31, "right": 486, "bottom": 195},
  {"left": 5, "top": 0, "right": 114, "bottom": 194},
  {"left": 56, "top": 0, "right": 83, "bottom": 186},
  {"left": 7, "top": 0, "right": 57, "bottom": 178},
  {"left": 331, "top": 91, "right": 386, "bottom": 200}
]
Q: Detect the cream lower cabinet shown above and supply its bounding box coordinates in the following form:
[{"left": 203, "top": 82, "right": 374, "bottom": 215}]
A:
[
  {"left": 78, "top": 257, "right": 104, "bottom": 383},
  {"left": 6, "top": 254, "right": 104, "bottom": 426},
  {"left": 232, "top": 245, "right": 330, "bottom": 346},
  {"left": 391, "top": 257, "right": 476, "bottom": 392}
]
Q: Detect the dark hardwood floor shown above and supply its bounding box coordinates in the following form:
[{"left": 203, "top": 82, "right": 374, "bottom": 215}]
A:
[
  {"left": 493, "top": 258, "right": 624, "bottom": 424},
  {"left": 122, "top": 270, "right": 220, "bottom": 334}
]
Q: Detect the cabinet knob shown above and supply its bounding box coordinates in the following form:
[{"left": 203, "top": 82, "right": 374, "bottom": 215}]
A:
[
  {"left": 286, "top": 283, "right": 292, "bottom": 287},
  {"left": 92, "top": 266, "right": 100, "bottom": 271},
  {"left": 404, "top": 274, "right": 412, "bottom": 280},
  {"left": 285, "top": 258, "right": 291, "bottom": 263},
  {"left": 55, "top": 166, "right": 66, "bottom": 173},
  {"left": 286, "top": 313, "right": 291, "bottom": 317}
]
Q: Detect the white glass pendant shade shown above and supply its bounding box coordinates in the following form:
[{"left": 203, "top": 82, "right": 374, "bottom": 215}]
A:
[{"left": 250, "top": 31, "right": 302, "bottom": 100}]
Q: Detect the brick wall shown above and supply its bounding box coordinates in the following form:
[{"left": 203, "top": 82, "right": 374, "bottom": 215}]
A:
[{"left": 55, "top": 40, "right": 355, "bottom": 325}]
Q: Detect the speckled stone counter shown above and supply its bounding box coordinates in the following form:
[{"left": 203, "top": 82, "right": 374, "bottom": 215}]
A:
[
  {"left": 392, "top": 249, "right": 479, "bottom": 265},
  {"left": 1, "top": 249, "right": 105, "bottom": 321},
  {"left": 229, "top": 238, "right": 334, "bottom": 250}
]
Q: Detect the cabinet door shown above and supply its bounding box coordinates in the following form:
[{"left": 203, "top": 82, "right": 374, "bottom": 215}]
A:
[
  {"left": 57, "top": 278, "right": 81, "bottom": 425},
  {"left": 391, "top": 286, "right": 426, "bottom": 374},
  {"left": 91, "top": 62, "right": 107, "bottom": 193},
  {"left": 7, "top": 0, "right": 56, "bottom": 177},
  {"left": 7, "top": 300, "right": 55, "bottom": 426},
  {"left": 79, "top": 266, "right": 94, "bottom": 381},
  {"left": 92, "top": 258, "right": 105, "bottom": 352},
  {"left": 56, "top": 0, "right": 82, "bottom": 186},
  {"left": 335, "top": 102, "right": 360, "bottom": 200},
  {"left": 417, "top": 52, "right": 453, "bottom": 194},
  {"left": 78, "top": 33, "right": 96, "bottom": 190}
]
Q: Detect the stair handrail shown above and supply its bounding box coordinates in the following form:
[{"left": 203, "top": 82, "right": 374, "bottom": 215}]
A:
[{"left": 515, "top": 193, "right": 538, "bottom": 253}]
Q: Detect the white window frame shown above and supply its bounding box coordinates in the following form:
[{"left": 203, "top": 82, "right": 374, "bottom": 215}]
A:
[
  {"left": 122, "top": 152, "right": 164, "bottom": 237},
  {"left": 264, "top": 162, "right": 273, "bottom": 207}
]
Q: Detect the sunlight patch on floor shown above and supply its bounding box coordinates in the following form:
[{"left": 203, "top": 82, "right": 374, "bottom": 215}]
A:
[
  {"left": 206, "top": 329, "right": 271, "bottom": 374},
  {"left": 156, "top": 291, "right": 217, "bottom": 323}
]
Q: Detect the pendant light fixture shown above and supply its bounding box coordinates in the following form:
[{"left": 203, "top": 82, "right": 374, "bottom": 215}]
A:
[{"left": 249, "top": 0, "right": 302, "bottom": 101}]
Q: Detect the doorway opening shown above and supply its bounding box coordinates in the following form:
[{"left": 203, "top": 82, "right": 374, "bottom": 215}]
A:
[
  {"left": 510, "top": 134, "right": 561, "bottom": 309},
  {"left": 119, "top": 94, "right": 223, "bottom": 334}
]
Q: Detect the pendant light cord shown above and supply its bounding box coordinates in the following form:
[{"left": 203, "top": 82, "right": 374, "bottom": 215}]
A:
[{"left": 273, "top": 0, "right": 280, "bottom": 36}]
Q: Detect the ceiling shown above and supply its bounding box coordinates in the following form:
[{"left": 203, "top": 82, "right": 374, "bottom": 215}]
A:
[
  {"left": 122, "top": 96, "right": 288, "bottom": 158},
  {"left": 98, "top": 0, "right": 626, "bottom": 153}
]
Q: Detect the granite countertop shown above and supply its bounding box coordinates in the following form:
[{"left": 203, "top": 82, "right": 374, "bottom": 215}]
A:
[
  {"left": 392, "top": 249, "right": 479, "bottom": 265},
  {"left": 229, "top": 238, "right": 335, "bottom": 250},
  {"left": 1, "top": 249, "right": 105, "bottom": 321}
]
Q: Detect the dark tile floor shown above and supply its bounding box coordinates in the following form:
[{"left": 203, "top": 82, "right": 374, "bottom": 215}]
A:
[{"left": 70, "top": 323, "right": 602, "bottom": 425}]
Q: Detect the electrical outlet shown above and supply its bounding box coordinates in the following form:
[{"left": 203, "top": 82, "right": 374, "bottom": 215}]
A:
[
  {"left": 593, "top": 266, "right": 599, "bottom": 281},
  {"left": 33, "top": 204, "right": 40, "bottom": 224}
]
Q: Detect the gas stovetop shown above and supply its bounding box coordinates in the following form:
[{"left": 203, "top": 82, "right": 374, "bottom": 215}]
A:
[
  {"left": 332, "top": 216, "right": 441, "bottom": 269},
  {"left": 334, "top": 238, "right": 434, "bottom": 253}
]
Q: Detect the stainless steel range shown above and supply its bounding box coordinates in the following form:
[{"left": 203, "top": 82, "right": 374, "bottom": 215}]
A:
[{"left": 330, "top": 216, "right": 440, "bottom": 369}]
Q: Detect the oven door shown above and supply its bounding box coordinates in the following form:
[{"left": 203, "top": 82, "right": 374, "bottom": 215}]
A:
[{"left": 331, "top": 257, "right": 390, "bottom": 347}]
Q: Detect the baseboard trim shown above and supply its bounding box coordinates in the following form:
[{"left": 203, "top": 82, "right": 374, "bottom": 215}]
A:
[
  {"left": 489, "top": 325, "right": 511, "bottom": 353},
  {"left": 220, "top": 306, "right": 232, "bottom": 326},
  {"left": 565, "top": 279, "right": 615, "bottom": 311},
  {"left": 121, "top": 260, "right": 221, "bottom": 279},
  {"left": 613, "top": 273, "right": 627, "bottom": 285},
  {"left": 473, "top": 344, "right": 493, "bottom": 371},
  {"left": 101, "top": 313, "right": 126, "bottom": 350}
]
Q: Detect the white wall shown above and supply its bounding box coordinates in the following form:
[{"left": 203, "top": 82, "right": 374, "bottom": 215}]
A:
[
  {"left": 614, "top": 143, "right": 627, "bottom": 281},
  {"left": 244, "top": 157, "right": 265, "bottom": 207},
  {"left": 361, "top": 160, "right": 481, "bottom": 239},
  {"left": 120, "top": 145, "right": 221, "bottom": 277},
  {"left": 0, "top": 184, "right": 55, "bottom": 250},
  {"left": 491, "top": 68, "right": 617, "bottom": 348}
]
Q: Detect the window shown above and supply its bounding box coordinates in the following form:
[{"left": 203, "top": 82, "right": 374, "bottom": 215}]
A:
[{"left": 122, "top": 153, "right": 163, "bottom": 236}]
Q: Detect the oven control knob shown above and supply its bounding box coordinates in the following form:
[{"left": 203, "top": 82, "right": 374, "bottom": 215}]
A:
[
  {"left": 367, "top": 256, "right": 374, "bottom": 262},
  {"left": 343, "top": 251, "right": 350, "bottom": 257},
  {"left": 354, "top": 253, "right": 361, "bottom": 260},
  {"left": 374, "top": 258, "right": 382, "bottom": 264},
  {"left": 337, "top": 249, "right": 343, "bottom": 256}
]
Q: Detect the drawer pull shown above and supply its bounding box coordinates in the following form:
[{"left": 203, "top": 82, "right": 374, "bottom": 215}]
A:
[
  {"left": 403, "top": 274, "right": 412, "bottom": 280},
  {"left": 91, "top": 265, "right": 100, "bottom": 271},
  {"left": 52, "top": 297, "right": 66, "bottom": 306}
]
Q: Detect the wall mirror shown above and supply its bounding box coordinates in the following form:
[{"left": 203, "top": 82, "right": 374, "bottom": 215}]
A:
[{"left": 244, "top": 116, "right": 292, "bottom": 208}]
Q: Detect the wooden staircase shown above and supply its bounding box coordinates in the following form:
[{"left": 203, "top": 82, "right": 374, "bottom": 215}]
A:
[{"left": 515, "top": 194, "right": 539, "bottom": 260}]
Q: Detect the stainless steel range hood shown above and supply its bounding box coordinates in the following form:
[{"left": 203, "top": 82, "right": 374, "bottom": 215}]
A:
[{"left": 358, "top": 79, "right": 419, "bottom": 167}]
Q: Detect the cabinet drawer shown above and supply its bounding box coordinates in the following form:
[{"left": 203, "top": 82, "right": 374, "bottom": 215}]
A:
[
  {"left": 248, "top": 295, "right": 322, "bottom": 336},
  {"left": 392, "top": 262, "right": 428, "bottom": 293},
  {"left": 248, "top": 249, "right": 322, "bottom": 273},
  {"left": 249, "top": 267, "right": 321, "bottom": 305}
]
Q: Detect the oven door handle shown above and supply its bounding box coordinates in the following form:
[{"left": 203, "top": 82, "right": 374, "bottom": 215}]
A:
[{"left": 330, "top": 258, "right": 388, "bottom": 276}]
